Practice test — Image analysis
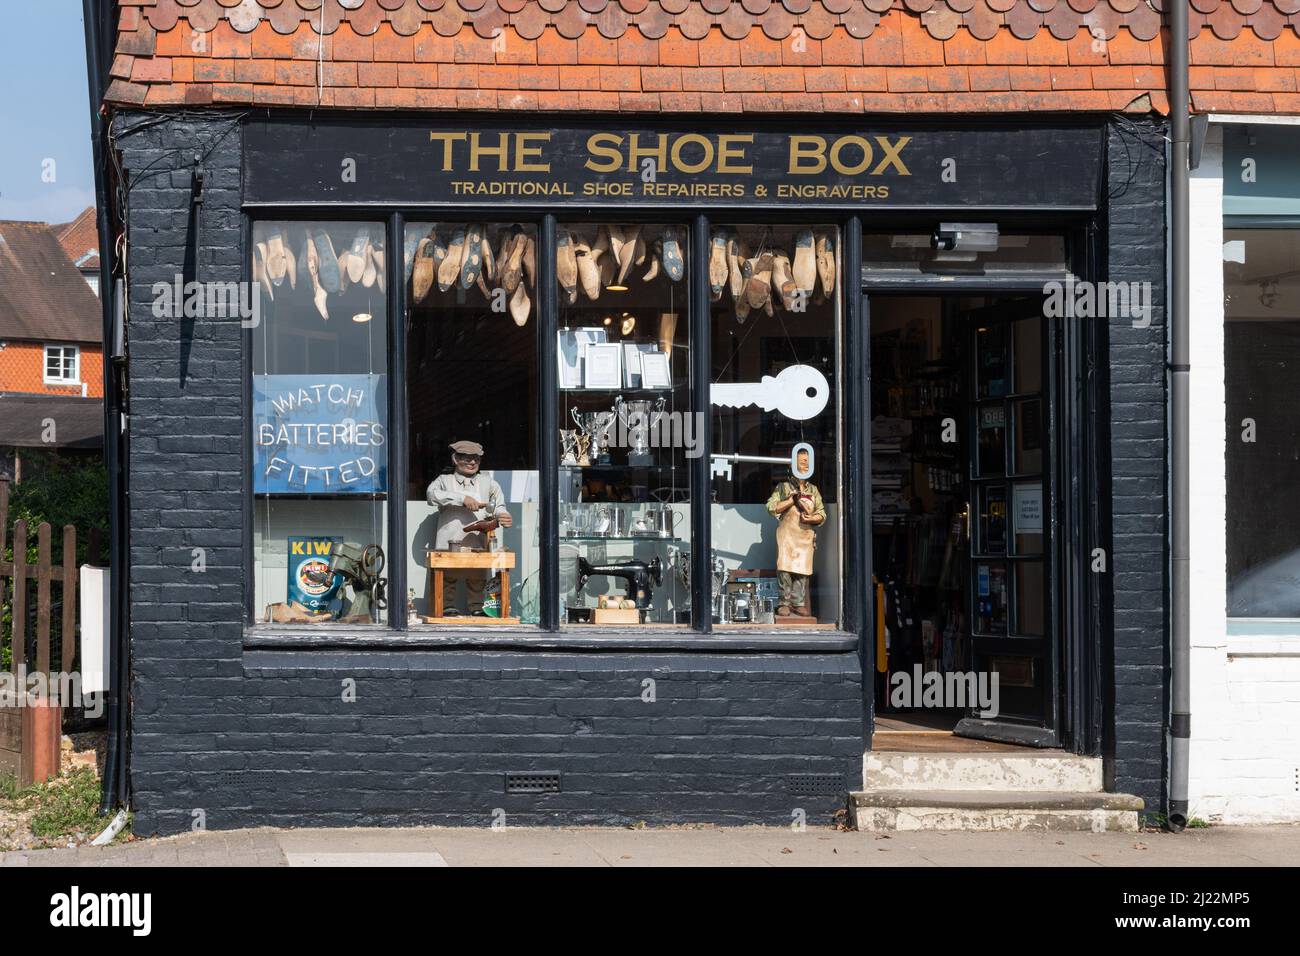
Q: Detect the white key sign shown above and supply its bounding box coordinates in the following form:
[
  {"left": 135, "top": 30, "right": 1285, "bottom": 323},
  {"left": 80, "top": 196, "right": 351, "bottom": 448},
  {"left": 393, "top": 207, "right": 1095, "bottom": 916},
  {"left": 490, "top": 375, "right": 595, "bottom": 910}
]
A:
[{"left": 711, "top": 364, "right": 829, "bottom": 421}]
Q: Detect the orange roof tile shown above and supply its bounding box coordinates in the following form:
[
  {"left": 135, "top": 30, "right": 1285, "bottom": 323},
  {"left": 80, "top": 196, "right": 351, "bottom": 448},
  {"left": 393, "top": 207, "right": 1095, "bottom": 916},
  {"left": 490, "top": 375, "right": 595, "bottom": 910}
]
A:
[{"left": 101, "top": 0, "right": 1300, "bottom": 113}]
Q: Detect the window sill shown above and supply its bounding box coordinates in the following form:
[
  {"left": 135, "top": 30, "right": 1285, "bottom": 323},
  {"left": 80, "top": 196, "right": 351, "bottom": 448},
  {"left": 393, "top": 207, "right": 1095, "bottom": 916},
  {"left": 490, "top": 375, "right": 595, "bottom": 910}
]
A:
[
  {"left": 243, "top": 623, "right": 858, "bottom": 653},
  {"left": 1227, "top": 617, "right": 1300, "bottom": 638},
  {"left": 1223, "top": 620, "right": 1300, "bottom": 658}
]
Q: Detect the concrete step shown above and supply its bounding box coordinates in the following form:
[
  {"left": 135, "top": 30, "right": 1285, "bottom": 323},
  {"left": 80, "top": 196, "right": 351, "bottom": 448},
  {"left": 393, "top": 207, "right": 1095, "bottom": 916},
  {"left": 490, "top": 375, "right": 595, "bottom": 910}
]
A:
[
  {"left": 849, "top": 789, "right": 1144, "bottom": 832},
  {"left": 864, "top": 752, "right": 1103, "bottom": 793}
]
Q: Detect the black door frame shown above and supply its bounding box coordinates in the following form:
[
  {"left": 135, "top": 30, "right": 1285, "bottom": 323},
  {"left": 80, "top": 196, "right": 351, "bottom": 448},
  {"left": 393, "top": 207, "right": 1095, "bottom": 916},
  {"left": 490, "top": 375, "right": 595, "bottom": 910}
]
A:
[{"left": 859, "top": 223, "right": 1106, "bottom": 756}]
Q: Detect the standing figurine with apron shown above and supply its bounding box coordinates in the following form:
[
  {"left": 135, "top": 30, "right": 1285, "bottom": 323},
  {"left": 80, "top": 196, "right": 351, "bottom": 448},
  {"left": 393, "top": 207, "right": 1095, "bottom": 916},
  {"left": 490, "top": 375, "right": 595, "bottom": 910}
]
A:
[{"left": 765, "top": 447, "right": 826, "bottom": 618}]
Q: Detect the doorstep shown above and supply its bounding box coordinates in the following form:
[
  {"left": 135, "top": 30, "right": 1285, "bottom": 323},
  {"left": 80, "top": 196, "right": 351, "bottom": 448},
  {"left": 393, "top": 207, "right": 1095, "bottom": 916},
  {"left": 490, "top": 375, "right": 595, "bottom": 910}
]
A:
[{"left": 850, "top": 752, "right": 1143, "bottom": 833}]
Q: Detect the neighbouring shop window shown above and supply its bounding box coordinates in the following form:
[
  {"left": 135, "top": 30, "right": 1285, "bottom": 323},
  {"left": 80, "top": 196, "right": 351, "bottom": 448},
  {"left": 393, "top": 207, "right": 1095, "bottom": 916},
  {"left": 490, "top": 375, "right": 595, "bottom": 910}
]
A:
[
  {"left": 44, "top": 345, "right": 79, "bottom": 384},
  {"left": 1225, "top": 227, "right": 1300, "bottom": 617},
  {"left": 555, "top": 222, "right": 691, "bottom": 627},
  {"left": 710, "top": 225, "right": 841, "bottom": 627},
  {"left": 251, "top": 221, "right": 389, "bottom": 625},
  {"left": 405, "top": 221, "right": 539, "bottom": 625}
]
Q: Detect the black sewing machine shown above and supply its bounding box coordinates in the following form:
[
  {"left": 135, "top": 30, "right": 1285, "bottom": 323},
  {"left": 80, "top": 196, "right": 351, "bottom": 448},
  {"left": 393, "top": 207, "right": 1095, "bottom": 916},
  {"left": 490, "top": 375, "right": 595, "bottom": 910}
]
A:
[{"left": 576, "top": 556, "right": 663, "bottom": 610}]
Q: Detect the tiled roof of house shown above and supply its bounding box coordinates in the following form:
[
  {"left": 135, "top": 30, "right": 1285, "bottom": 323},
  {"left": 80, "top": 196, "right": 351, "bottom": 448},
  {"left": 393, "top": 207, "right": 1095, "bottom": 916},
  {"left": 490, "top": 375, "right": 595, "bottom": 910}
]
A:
[
  {"left": 0, "top": 221, "right": 102, "bottom": 345},
  {"left": 57, "top": 207, "right": 100, "bottom": 273},
  {"left": 103, "top": 0, "right": 1300, "bottom": 114},
  {"left": 0, "top": 396, "right": 103, "bottom": 449}
]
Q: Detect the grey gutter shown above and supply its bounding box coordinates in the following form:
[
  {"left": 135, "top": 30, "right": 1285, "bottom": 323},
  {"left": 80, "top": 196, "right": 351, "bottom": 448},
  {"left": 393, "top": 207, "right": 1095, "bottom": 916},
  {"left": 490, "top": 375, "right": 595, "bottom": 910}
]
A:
[{"left": 1167, "top": 0, "right": 1191, "bottom": 831}]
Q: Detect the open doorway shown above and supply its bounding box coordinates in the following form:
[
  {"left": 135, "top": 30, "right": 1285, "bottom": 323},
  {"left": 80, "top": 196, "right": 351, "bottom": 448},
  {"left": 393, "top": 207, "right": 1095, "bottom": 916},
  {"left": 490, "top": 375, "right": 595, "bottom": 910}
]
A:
[{"left": 870, "top": 294, "right": 1061, "bottom": 752}]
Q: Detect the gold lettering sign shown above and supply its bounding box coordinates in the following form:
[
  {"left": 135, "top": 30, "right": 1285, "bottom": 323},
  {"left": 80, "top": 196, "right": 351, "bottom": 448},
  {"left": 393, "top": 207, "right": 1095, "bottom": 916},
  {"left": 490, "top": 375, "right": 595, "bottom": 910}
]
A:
[
  {"left": 428, "top": 131, "right": 553, "bottom": 172},
  {"left": 585, "top": 133, "right": 623, "bottom": 173},
  {"left": 427, "top": 129, "right": 914, "bottom": 197},
  {"left": 787, "top": 135, "right": 912, "bottom": 176}
]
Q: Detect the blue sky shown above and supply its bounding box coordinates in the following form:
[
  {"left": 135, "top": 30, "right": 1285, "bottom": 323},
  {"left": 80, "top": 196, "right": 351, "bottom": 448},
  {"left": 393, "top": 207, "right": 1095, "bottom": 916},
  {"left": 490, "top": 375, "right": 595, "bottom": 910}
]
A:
[{"left": 0, "top": 0, "right": 95, "bottom": 224}]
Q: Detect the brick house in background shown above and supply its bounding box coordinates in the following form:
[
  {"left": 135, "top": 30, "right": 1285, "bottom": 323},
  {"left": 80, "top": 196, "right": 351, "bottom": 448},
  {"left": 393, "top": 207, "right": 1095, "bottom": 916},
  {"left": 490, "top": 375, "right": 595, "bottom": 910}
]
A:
[
  {"left": 86, "top": 0, "right": 1299, "bottom": 835},
  {"left": 0, "top": 220, "right": 104, "bottom": 481},
  {"left": 0, "top": 220, "right": 104, "bottom": 400},
  {"left": 57, "top": 206, "right": 103, "bottom": 298}
]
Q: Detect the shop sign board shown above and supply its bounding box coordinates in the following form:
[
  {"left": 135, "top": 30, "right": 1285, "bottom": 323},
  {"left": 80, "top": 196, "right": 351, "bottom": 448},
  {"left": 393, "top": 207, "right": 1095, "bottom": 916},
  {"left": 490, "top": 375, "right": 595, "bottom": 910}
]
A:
[
  {"left": 245, "top": 120, "right": 1103, "bottom": 211},
  {"left": 253, "top": 374, "right": 388, "bottom": 494}
]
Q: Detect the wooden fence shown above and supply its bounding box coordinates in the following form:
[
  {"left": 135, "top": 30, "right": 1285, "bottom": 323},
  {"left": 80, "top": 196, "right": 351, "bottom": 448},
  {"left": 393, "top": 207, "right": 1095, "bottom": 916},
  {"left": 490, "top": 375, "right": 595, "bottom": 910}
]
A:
[{"left": 0, "top": 478, "right": 99, "bottom": 786}]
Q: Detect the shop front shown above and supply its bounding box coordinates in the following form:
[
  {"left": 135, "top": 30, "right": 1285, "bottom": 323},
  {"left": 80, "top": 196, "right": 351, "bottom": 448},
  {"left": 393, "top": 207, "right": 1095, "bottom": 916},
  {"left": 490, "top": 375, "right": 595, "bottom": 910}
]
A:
[
  {"left": 1188, "top": 120, "right": 1300, "bottom": 823},
  {"left": 114, "top": 111, "right": 1168, "bottom": 832}
]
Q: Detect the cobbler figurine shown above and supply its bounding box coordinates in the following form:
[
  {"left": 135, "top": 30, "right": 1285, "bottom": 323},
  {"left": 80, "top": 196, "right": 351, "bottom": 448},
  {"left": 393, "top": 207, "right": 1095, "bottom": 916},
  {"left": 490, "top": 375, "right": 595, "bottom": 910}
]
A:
[
  {"left": 426, "top": 440, "right": 513, "bottom": 614},
  {"left": 765, "top": 447, "right": 825, "bottom": 618}
]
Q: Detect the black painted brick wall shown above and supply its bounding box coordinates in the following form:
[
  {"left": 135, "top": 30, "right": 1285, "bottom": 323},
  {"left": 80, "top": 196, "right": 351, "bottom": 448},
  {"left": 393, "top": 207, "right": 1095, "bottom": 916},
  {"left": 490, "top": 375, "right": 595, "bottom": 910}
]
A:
[
  {"left": 115, "top": 111, "right": 862, "bottom": 836},
  {"left": 1104, "top": 118, "right": 1169, "bottom": 815}
]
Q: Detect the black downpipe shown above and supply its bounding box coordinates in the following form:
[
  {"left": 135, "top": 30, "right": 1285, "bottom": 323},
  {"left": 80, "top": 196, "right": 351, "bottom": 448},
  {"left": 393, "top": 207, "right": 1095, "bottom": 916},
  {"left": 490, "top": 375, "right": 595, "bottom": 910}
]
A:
[{"left": 82, "top": 0, "right": 128, "bottom": 814}]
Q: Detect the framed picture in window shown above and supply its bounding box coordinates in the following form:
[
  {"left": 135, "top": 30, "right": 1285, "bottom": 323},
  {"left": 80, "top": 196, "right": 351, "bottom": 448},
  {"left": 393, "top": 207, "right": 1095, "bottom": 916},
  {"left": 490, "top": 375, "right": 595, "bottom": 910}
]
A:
[
  {"left": 639, "top": 350, "right": 672, "bottom": 389},
  {"left": 583, "top": 342, "right": 623, "bottom": 389},
  {"left": 558, "top": 327, "right": 606, "bottom": 390},
  {"left": 622, "top": 342, "right": 659, "bottom": 388}
]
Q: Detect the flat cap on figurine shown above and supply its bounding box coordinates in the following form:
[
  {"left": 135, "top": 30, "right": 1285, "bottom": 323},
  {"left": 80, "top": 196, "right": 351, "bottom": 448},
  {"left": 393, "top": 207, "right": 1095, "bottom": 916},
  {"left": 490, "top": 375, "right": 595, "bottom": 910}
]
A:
[{"left": 449, "top": 440, "right": 484, "bottom": 456}]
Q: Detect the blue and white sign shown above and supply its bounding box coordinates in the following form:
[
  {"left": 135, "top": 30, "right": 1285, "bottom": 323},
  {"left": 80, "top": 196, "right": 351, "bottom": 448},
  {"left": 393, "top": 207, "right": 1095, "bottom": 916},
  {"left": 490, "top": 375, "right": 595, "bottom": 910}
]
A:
[{"left": 253, "top": 374, "right": 387, "bottom": 494}]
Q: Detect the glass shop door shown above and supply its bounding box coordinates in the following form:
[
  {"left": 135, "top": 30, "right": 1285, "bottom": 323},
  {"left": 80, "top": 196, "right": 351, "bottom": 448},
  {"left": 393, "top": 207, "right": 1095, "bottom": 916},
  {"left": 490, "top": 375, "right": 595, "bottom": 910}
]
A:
[{"left": 956, "top": 299, "right": 1060, "bottom": 746}]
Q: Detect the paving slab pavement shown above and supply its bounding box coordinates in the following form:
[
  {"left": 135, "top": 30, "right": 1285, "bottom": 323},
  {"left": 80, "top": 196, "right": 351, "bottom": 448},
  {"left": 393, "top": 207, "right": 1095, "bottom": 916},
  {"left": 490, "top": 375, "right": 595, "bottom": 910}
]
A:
[{"left": 2, "top": 824, "right": 1297, "bottom": 867}]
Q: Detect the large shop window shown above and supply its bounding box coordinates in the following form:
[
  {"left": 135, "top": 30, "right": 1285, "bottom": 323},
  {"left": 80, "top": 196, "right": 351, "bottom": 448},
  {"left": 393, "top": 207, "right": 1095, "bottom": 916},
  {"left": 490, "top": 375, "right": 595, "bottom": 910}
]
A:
[
  {"left": 556, "top": 223, "right": 692, "bottom": 626},
  {"left": 249, "top": 217, "right": 849, "bottom": 633},
  {"left": 252, "top": 221, "right": 390, "bottom": 625},
  {"left": 405, "top": 222, "right": 539, "bottom": 625},
  {"left": 710, "top": 225, "right": 841, "bottom": 627},
  {"left": 1225, "top": 227, "right": 1300, "bottom": 618}
]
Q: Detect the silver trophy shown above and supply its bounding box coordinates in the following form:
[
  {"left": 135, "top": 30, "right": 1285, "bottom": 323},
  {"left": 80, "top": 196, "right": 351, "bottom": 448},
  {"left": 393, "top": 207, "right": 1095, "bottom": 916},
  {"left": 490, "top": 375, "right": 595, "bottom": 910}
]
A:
[
  {"left": 572, "top": 405, "right": 618, "bottom": 465},
  {"left": 618, "top": 396, "right": 666, "bottom": 465},
  {"left": 559, "top": 429, "right": 581, "bottom": 466}
]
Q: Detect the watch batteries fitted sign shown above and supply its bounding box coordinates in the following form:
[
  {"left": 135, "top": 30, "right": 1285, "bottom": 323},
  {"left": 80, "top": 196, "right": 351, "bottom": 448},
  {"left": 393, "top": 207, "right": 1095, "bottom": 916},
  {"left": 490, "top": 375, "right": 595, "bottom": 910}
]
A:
[
  {"left": 244, "top": 121, "right": 1103, "bottom": 210},
  {"left": 253, "top": 375, "right": 387, "bottom": 494}
]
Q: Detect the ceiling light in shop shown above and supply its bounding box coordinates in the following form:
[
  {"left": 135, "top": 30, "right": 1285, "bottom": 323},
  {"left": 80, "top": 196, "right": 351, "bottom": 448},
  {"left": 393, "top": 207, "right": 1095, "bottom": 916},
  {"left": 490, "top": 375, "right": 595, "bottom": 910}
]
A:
[
  {"left": 352, "top": 312, "right": 373, "bottom": 323},
  {"left": 606, "top": 283, "right": 629, "bottom": 292}
]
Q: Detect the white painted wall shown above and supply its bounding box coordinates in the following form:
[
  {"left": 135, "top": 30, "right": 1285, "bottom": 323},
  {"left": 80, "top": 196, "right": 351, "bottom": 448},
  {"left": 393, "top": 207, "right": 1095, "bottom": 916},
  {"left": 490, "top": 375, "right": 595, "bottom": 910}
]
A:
[{"left": 1188, "top": 123, "right": 1300, "bottom": 823}]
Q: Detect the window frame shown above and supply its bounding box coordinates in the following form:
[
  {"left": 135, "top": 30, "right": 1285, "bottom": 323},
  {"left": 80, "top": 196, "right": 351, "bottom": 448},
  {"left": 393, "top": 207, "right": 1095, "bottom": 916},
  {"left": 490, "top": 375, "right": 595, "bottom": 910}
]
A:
[
  {"left": 241, "top": 207, "right": 861, "bottom": 646},
  {"left": 1223, "top": 221, "right": 1300, "bottom": 625},
  {"left": 43, "top": 344, "right": 80, "bottom": 385}
]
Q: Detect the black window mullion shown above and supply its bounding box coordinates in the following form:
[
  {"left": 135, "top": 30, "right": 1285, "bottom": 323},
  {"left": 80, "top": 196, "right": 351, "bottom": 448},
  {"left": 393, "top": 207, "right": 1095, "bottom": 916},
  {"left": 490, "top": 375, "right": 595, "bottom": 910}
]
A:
[
  {"left": 242, "top": 213, "right": 255, "bottom": 626},
  {"left": 843, "top": 215, "right": 866, "bottom": 638},
  {"left": 387, "top": 213, "right": 407, "bottom": 629},
  {"left": 538, "top": 213, "right": 559, "bottom": 632},
  {"left": 689, "top": 215, "right": 712, "bottom": 632}
]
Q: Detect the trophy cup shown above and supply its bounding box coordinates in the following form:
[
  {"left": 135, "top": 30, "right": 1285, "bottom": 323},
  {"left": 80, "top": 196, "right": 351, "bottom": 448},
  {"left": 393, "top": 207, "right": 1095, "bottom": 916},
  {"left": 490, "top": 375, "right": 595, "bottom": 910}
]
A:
[
  {"left": 560, "top": 429, "right": 580, "bottom": 466},
  {"left": 572, "top": 405, "right": 618, "bottom": 465},
  {"left": 618, "top": 396, "right": 666, "bottom": 466}
]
